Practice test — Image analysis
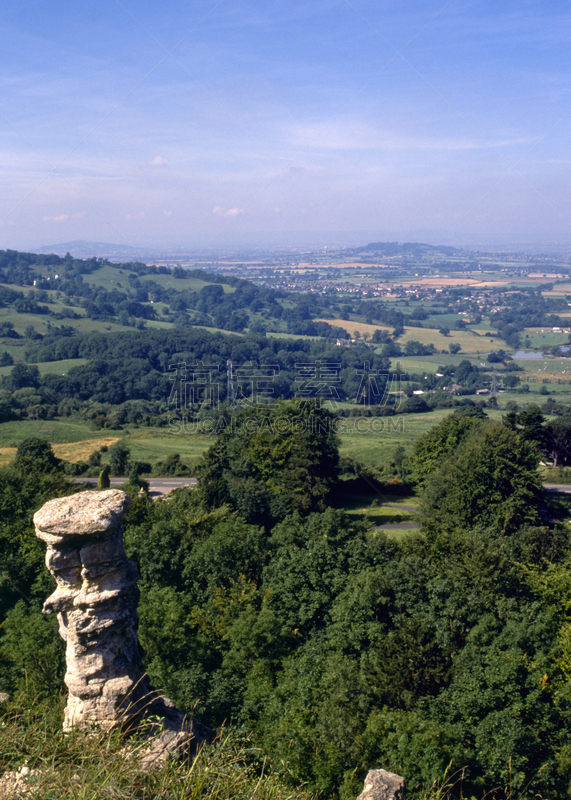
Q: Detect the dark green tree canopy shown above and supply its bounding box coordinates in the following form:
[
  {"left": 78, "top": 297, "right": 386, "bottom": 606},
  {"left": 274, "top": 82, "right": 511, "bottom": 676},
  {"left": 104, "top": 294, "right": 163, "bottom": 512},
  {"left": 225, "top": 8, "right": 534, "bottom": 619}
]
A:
[
  {"left": 198, "top": 400, "right": 340, "bottom": 526},
  {"left": 13, "top": 437, "right": 61, "bottom": 475},
  {"left": 410, "top": 409, "right": 486, "bottom": 485},
  {"left": 420, "top": 421, "right": 542, "bottom": 535}
]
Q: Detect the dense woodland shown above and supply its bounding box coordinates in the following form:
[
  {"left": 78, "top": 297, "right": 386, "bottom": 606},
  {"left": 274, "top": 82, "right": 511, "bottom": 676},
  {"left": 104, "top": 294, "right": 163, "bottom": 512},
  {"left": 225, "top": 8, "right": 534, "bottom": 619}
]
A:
[
  {"left": 4, "top": 248, "right": 571, "bottom": 796},
  {"left": 2, "top": 402, "right": 571, "bottom": 798}
]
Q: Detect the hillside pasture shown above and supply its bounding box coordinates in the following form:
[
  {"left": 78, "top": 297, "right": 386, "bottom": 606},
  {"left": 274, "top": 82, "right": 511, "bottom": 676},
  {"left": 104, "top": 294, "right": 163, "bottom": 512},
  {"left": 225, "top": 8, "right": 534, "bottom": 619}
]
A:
[
  {"left": 139, "top": 273, "right": 236, "bottom": 293},
  {"left": 397, "top": 326, "right": 506, "bottom": 353},
  {"left": 317, "top": 318, "right": 506, "bottom": 354},
  {"left": 0, "top": 358, "right": 89, "bottom": 379},
  {"left": 314, "top": 318, "right": 392, "bottom": 337},
  {"left": 520, "top": 328, "right": 570, "bottom": 347},
  {"left": 511, "top": 356, "right": 571, "bottom": 381}
]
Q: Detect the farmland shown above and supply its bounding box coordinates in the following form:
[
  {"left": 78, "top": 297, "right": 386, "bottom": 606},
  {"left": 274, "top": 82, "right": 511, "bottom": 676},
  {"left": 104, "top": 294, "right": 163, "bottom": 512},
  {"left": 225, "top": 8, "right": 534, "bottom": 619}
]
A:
[{"left": 0, "top": 243, "right": 570, "bottom": 478}]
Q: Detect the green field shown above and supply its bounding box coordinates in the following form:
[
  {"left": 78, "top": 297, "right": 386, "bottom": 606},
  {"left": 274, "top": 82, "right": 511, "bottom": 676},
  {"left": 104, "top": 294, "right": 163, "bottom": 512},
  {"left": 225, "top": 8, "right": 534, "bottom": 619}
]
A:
[
  {"left": 0, "top": 408, "right": 476, "bottom": 471},
  {"left": 139, "top": 273, "right": 236, "bottom": 294},
  {"left": 333, "top": 489, "right": 418, "bottom": 526},
  {"left": 398, "top": 326, "right": 504, "bottom": 353},
  {"left": 512, "top": 357, "right": 571, "bottom": 380},
  {"left": 0, "top": 358, "right": 89, "bottom": 379},
  {"left": 521, "top": 328, "right": 569, "bottom": 347},
  {"left": 0, "top": 306, "right": 136, "bottom": 337},
  {"left": 0, "top": 420, "right": 216, "bottom": 468}
]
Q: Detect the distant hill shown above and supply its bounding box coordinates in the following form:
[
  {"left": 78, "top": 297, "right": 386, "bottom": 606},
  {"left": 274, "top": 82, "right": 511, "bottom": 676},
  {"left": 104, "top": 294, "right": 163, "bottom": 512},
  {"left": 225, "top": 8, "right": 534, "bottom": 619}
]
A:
[
  {"left": 36, "top": 241, "right": 158, "bottom": 260},
  {"left": 350, "top": 241, "right": 463, "bottom": 257},
  {"left": 0, "top": 247, "right": 343, "bottom": 343}
]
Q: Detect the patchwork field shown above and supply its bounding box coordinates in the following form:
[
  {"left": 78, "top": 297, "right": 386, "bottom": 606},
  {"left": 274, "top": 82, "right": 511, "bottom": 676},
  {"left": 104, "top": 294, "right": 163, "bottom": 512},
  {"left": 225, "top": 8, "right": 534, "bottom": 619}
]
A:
[
  {"left": 315, "top": 319, "right": 392, "bottom": 337},
  {"left": 317, "top": 319, "right": 505, "bottom": 354}
]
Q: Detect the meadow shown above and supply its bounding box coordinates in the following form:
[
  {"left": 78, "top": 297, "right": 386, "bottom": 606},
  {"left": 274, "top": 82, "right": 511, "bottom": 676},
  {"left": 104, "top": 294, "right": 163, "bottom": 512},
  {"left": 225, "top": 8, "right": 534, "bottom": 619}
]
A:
[{"left": 316, "top": 318, "right": 506, "bottom": 354}]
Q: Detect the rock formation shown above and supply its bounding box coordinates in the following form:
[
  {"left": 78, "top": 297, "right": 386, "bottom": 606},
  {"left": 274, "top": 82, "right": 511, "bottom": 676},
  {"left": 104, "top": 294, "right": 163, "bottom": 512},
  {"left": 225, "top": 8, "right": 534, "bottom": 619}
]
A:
[
  {"left": 356, "top": 769, "right": 406, "bottom": 800},
  {"left": 34, "top": 489, "right": 208, "bottom": 761}
]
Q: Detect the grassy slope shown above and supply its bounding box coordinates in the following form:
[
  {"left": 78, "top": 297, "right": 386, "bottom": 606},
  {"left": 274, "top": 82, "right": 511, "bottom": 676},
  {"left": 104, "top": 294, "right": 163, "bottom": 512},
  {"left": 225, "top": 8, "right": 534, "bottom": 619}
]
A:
[
  {"left": 316, "top": 318, "right": 506, "bottom": 353},
  {"left": 0, "top": 700, "right": 315, "bottom": 800}
]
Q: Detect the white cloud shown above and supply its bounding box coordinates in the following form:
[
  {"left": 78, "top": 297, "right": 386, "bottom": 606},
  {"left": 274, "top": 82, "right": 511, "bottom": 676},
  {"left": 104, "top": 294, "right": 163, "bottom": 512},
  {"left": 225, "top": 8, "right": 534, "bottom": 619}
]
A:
[
  {"left": 287, "top": 122, "right": 535, "bottom": 153},
  {"left": 213, "top": 206, "right": 244, "bottom": 217},
  {"left": 162, "top": 209, "right": 173, "bottom": 216},
  {"left": 42, "top": 214, "right": 69, "bottom": 222},
  {"left": 148, "top": 155, "right": 168, "bottom": 166},
  {"left": 41, "top": 211, "right": 85, "bottom": 222},
  {"left": 125, "top": 212, "right": 146, "bottom": 220}
]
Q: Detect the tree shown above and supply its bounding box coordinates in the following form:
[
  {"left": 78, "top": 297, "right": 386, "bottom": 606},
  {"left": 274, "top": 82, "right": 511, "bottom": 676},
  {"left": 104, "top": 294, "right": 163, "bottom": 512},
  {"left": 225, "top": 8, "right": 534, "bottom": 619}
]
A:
[
  {"left": 449, "top": 343, "right": 461, "bottom": 354},
  {"left": 411, "top": 410, "right": 485, "bottom": 485},
  {"left": 420, "top": 421, "right": 542, "bottom": 535},
  {"left": 98, "top": 467, "right": 110, "bottom": 489},
  {"left": 6, "top": 364, "right": 40, "bottom": 391},
  {"left": 13, "top": 437, "right": 61, "bottom": 474},
  {"left": 107, "top": 441, "right": 130, "bottom": 475},
  {"left": 545, "top": 417, "right": 571, "bottom": 466},
  {"left": 198, "top": 400, "right": 340, "bottom": 526},
  {"left": 439, "top": 326, "right": 450, "bottom": 337},
  {"left": 503, "top": 406, "right": 545, "bottom": 448}
]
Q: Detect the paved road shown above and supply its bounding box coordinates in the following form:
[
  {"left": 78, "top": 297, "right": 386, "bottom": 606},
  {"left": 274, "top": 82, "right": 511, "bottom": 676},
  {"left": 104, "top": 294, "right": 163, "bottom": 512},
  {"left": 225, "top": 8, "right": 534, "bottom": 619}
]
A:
[
  {"left": 544, "top": 483, "right": 571, "bottom": 494},
  {"left": 74, "top": 480, "right": 571, "bottom": 505},
  {"left": 375, "top": 523, "right": 420, "bottom": 531}
]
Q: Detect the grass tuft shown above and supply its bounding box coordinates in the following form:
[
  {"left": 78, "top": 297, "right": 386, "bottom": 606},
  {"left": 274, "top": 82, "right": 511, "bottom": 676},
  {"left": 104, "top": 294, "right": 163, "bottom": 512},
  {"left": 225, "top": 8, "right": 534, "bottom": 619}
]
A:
[{"left": 0, "top": 696, "right": 315, "bottom": 800}]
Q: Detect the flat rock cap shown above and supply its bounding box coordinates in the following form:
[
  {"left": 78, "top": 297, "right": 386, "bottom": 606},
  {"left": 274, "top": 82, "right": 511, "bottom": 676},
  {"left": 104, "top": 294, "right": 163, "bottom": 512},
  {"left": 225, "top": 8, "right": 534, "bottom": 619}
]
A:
[{"left": 34, "top": 490, "right": 129, "bottom": 540}]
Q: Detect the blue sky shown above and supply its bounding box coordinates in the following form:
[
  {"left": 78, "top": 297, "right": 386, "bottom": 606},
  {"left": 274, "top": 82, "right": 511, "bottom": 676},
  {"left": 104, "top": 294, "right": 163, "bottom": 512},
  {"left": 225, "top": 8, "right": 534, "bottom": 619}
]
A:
[{"left": 1, "top": 0, "right": 570, "bottom": 250}]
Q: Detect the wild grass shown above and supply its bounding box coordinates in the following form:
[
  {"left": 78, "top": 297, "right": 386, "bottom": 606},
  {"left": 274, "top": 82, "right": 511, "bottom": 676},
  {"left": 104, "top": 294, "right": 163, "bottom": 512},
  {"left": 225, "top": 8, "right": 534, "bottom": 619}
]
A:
[{"left": 0, "top": 697, "right": 315, "bottom": 800}]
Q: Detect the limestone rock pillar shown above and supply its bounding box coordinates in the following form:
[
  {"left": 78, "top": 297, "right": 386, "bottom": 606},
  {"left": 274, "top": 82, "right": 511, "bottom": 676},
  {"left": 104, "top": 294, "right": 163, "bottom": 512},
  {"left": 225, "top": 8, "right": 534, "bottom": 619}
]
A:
[{"left": 34, "top": 489, "right": 207, "bottom": 758}]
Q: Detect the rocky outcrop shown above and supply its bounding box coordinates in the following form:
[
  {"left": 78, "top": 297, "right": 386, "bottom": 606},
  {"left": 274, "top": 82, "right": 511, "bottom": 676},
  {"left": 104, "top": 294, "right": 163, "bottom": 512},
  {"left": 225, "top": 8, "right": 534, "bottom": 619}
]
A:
[
  {"left": 34, "top": 489, "right": 208, "bottom": 760},
  {"left": 356, "top": 769, "right": 406, "bottom": 800}
]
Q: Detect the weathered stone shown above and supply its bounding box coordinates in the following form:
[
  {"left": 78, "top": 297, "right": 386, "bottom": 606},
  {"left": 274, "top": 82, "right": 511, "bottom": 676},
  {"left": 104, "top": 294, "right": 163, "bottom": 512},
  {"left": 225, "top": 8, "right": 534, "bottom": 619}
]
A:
[
  {"left": 0, "top": 764, "right": 41, "bottom": 799},
  {"left": 34, "top": 490, "right": 128, "bottom": 541},
  {"left": 34, "top": 489, "right": 208, "bottom": 759},
  {"left": 356, "top": 769, "right": 406, "bottom": 800}
]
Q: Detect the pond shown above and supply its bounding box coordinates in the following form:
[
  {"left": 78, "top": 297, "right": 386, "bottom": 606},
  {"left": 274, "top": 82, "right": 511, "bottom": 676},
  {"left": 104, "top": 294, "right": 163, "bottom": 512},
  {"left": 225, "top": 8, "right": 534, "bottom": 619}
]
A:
[{"left": 513, "top": 350, "right": 545, "bottom": 359}]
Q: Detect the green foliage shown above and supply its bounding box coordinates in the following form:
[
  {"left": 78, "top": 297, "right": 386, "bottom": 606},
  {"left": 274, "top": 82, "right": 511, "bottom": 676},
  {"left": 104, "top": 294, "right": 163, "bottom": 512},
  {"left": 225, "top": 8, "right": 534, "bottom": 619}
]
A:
[
  {"left": 410, "top": 409, "right": 485, "bottom": 485},
  {"left": 4, "top": 402, "right": 571, "bottom": 799},
  {"left": 13, "top": 437, "right": 61, "bottom": 474},
  {"left": 97, "top": 466, "right": 110, "bottom": 489},
  {"left": 0, "top": 698, "right": 315, "bottom": 800},
  {"left": 0, "top": 466, "right": 70, "bottom": 623},
  {"left": 420, "top": 422, "right": 542, "bottom": 535},
  {"left": 0, "top": 601, "right": 65, "bottom": 698},
  {"left": 197, "top": 400, "right": 340, "bottom": 526},
  {"left": 108, "top": 441, "right": 130, "bottom": 475}
]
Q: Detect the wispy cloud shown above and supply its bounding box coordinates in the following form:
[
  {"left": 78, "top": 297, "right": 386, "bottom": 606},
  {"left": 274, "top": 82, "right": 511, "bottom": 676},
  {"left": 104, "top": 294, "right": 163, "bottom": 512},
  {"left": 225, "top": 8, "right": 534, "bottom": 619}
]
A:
[
  {"left": 213, "top": 206, "right": 244, "bottom": 217},
  {"left": 148, "top": 155, "right": 168, "bottom": 166},
  {"left": 287, "top": 121, "right": 536, "bottom": 152},
  {"left": 42, "top": 212, "right": 85, "bottom": 222}
]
